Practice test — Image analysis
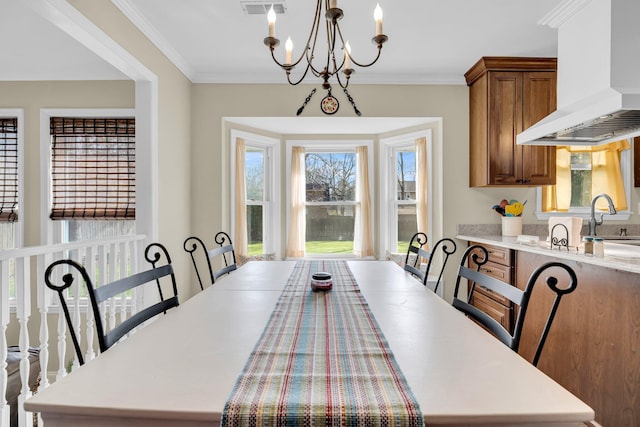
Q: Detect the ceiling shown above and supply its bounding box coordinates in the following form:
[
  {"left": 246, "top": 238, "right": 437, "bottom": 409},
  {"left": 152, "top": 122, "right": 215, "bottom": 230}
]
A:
[
  {"left": 0, "top": 0, "right": 564, "bottom": 133},
  {"left": 2, "top": 0, "right": 564, "bottom": 85}
]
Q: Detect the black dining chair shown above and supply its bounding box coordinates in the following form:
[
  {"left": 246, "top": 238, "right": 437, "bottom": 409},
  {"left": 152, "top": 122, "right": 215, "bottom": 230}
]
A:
[
  {"left": 403, "top": 232, "right": 457, "bottom": 294},
  {"left": 184, "top": 231, "right": 238, "bottom": 290},
  {"left": 44, "top": 242, "right": 180, "bottom": 366},
  {"left": 452, "top": 244, "right": 578, "bottom": 366}
]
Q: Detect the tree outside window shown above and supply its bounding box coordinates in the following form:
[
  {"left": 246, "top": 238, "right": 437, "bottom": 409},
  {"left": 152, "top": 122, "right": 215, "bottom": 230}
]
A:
[
  {"left": 245, "top": 148, "right": 265, "bottom": 255},
  {"left": 305, "top": 152, "right": 356, "bottom": 254}
]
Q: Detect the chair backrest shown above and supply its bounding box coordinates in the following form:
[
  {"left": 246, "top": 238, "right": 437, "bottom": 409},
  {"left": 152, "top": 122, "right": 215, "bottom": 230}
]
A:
[
  {"left": 184, "top": 231, "right": 237, "bottom": 290},
  {"left": 403, "top": 232, "right": 457, "bottom": 294},
  {"left": 44, "top": 242, "right": 180, "bottom": 365},
  {"left": 452, "top": 244, "right": 578, "bottom": 366}
]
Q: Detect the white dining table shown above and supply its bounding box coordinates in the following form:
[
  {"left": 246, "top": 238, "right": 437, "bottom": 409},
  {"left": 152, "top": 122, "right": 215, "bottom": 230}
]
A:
[{"left": 25, "top": 260, "right": 595, "bottom": 426}]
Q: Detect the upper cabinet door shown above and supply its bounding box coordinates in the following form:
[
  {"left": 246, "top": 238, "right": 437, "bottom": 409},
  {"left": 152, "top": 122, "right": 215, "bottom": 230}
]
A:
[
  {"left": 466, "top": 57, "right": 557, "bottom": 187},
  {"left": 520, "top": 72, "right": 556, "bottom": 186}
]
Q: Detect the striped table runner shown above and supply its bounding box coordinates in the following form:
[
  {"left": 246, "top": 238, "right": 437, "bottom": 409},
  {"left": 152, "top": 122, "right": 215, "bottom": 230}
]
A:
[{"left": 222, "top": 260, "right": 424, "bottom": 427}]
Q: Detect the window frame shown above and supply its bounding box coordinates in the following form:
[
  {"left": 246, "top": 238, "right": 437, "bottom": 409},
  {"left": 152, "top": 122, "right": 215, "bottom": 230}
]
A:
[
  {"left": 230, "top": 130, "right": 281, "bottom": 258},
  {"left": 534, "top": 141, "right": 632, "bottom": 221},
  {"left": 0, "top": 109, "right": 24, "bottom": 249},
  {"left": 286, "top": 139, "right": 374, "bottom": 259},
  {"left": 380, "top": 130, "right": 433, "bottom": 255},
  {"left": 40, "top": 109, "right": 136, "bottom": 245}
]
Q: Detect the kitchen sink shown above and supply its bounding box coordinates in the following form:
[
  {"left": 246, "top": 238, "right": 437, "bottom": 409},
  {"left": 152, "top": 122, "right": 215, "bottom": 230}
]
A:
[
  {"left": 602, "top": 241, "right": 640, "bottom": 258},
  {"left": 596, "top": 236, "right": 640, "bottom": 246}
]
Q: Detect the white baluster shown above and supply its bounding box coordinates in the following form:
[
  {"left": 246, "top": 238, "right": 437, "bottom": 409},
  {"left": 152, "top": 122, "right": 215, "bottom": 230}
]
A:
[
  {"left": 53, "top": 253, "right": 68, "bottom": 380},
  {"left": 107, "top": 244, "right": 117, "bottom": 333},
  {"left": 70, "top": 249, "right": 82, "bottom": 371},
  {"left": 84, "top": 246, "right": 95, "bottom": 362},
  {"left": 16, "top": 257, "right": 33, "bottom": 427},
  {"left": 132, "top": 241, "right": 142, "bottom": 315},
  {"left": 0, "top": 260, "right": 10, "bottom": 426},
  {"left": 97, "top": 244, "right": 107, "bottom": 338},
  {"left": 37, "top": 254, "right": 50, "bottom": 389},
  {"left": 118, "top": 242, "right": 127, "bottom": 326}
]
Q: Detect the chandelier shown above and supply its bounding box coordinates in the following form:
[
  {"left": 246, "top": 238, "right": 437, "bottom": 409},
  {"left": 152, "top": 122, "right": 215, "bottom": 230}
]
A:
[{"left": 263, "top": 1, "right": 388, "bottom": 116}]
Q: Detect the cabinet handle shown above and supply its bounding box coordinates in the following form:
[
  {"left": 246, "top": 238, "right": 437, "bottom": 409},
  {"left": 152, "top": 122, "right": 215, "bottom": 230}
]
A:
[
  {"left": 516, "top": 179, "right": 523, "bottom": 184},
  {"left": 480, "top": 268, "right": 492, "bottom": 274},
  {"left": 523, "top": 178, "right": 531, "bottom": 184}
]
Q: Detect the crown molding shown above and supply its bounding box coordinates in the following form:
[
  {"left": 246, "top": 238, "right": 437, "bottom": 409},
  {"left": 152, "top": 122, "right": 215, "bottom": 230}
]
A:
[
  {"left": 538, "top": 0, "right": 592, "bottom": 28},
  {"left": 191, "top": 72, "right": 466, "bottom": 85}
]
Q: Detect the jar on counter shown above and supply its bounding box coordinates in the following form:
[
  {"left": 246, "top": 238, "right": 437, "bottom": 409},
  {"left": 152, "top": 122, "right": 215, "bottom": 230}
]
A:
[
  {"left": 594, "top": 237, "right": 604, "bottom": 256},
  {"left": 583, "top": 236, "right": 594, "bottom": 255}
]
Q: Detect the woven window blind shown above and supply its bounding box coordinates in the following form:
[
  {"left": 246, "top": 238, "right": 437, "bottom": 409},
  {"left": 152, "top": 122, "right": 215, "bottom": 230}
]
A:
[
  {"left": 50, "top": 117, "right": 135, "bottom": 220},
  {"left": 0, "top": 118, "right": 18, "bottom": 222}
]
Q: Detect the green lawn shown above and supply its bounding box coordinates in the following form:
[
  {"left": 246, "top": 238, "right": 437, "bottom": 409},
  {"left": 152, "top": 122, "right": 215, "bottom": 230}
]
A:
[
  {"left": 306, "top": 241, "right": 354, "bottom": 254},
  {"left": 248, "top": 242, "right": 263, "bottom": 255},
  {"left": 248, "top": 240, "right": 412, "bottom": 256}
]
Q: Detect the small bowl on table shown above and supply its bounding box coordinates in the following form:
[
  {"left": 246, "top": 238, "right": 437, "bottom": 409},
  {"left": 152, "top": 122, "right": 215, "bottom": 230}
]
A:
[{"left": 311, "top": 272, "right": 332, "bottom": 291}]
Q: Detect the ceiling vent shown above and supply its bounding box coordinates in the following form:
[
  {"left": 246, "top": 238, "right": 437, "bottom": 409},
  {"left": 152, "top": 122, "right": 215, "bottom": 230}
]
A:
[{"left": 241, "top": 2, "right": 286, "bottom": 15}]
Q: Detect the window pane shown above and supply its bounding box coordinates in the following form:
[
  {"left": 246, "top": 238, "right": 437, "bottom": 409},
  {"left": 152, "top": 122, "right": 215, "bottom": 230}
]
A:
[
  {"left": 396, "top": 149, "right": 416, "bottom": 201},
  {"left": 397, "top": 204, "right": 417, "bottom": 253},
  {"left": 305, "top": 153, "right": 356, "bottom": 202},
  {"left": 247, "top": 204, "right": 263, "bottom": 255},
  {"left": 66, "top": 220, "right": 135, "bottom": 242},
  {"left": 305, "top": 205, "right": 354, "bottom": 254},
  {"left": 570, "top": 152, "right": 592, "bottom": 208},
  {"left": 246, "top": 148, "right": 264, "bottom": 201}
]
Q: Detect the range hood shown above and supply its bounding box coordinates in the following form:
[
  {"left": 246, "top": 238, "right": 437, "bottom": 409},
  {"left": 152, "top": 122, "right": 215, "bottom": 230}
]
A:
[{"left": 517, "top": 0, "right": 640, "bottom": 146}]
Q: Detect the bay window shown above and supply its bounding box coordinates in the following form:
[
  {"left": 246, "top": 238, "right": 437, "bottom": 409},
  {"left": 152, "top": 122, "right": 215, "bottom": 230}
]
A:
[
  {"left": 231, "top": 130, "right": 280, "bottom": 259},
  {"left": 286, "top": 141, "right": 373, "bottom": 258},
  {"left": 380, "top": 131, "right": 432, "bottom": 255}
]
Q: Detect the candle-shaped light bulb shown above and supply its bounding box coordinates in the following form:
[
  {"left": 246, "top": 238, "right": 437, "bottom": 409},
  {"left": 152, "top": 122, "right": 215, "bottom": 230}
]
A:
[
  {"left": 344, "top": 41, "right": 351, "bottom": 70},
  {"left": 329, "top": 0, "right": 337, "bottom": 9},
  {"left": 267, "top": 6, "right": 276, "bottom": 38},
  {"left": 374, "top": 4, "right": 383, "bottom": 35},
  {"left": 285, "top": 37, "right": 293, "bottom": 65}
]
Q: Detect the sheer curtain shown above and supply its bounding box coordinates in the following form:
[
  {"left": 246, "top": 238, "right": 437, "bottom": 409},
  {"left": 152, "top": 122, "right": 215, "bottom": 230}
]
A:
[
  {"left": 234, "top": 138, "right": 247, "bottom": 256},
  {"left": 286, "top": 146, "right": 306, "bottom": 258},
  {"left": 542, "top": 140, "right": 630, "bottom": 212},
  {"left": 354, "top": 146, "right": 374, "bottom": 257},
  {"left": 415, "top": 137, "right": 429, "bottom": 235}
]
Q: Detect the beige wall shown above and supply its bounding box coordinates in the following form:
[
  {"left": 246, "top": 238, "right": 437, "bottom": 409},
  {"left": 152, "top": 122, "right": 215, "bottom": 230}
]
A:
[{"left": 70, "top": 0, "right": 196, "bottom": 300}]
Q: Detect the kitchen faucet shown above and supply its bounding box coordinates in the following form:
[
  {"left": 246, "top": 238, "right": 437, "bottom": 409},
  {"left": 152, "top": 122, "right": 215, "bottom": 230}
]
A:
[{"left": 588, "top": 193, "right": 617, "bottom": 236}]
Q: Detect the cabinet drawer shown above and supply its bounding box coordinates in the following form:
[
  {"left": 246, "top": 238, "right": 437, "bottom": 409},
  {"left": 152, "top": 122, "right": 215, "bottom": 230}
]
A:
[
  {"left": 478, "top": 260, "right": 511, "bottom": 283},
  {"left": 471, "top": 281, "right": 511, "bottom": 309},
  {"left": 470, "top": 242, "right": 512, "bottom": 266},
  {"left": 469, "top": 289, "right": 512, "bottom": 332}
]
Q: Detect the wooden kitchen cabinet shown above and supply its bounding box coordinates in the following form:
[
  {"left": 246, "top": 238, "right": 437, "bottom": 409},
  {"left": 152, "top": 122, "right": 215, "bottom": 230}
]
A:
[
  {"left": 465, "top": 57, "right": 557, "bottom": 187},
  {"left": 468, "top": 242, "right": 515, "bottom": 332},
  {"left": 516, "top": 251, "right": 640, "bottom": 426}
]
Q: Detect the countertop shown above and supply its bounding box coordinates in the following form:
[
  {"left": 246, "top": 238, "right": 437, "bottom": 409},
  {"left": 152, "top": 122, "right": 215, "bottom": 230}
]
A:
[{"left": 456, "top": 234, "right": 640, "bottom": 274}]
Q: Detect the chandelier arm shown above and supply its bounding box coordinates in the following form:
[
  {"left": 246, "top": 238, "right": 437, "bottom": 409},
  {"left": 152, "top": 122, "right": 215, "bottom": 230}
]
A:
[
  {"left": 285, "top": 64, "right": 315, "bottom": 86},
  {"left": 345, "top": 45, "right": 383, "bottom": 68},
  {"left": 334, "top": 68, "right": 349, "bottom": 89},
  {"left": 333, "top": 21, "right": 386, "bottom": 69},
  {"left": 302, "top": 1, "right": 324, "bottom": 70},
  {"left": 332, "top": 23, "right": 347, "bottom": 72},
  {"left": 326, "top": 18, "right": 338, "bottom": 78}
]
